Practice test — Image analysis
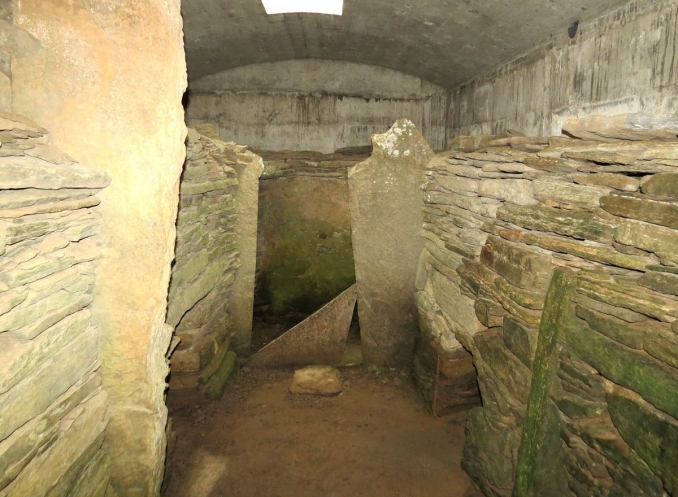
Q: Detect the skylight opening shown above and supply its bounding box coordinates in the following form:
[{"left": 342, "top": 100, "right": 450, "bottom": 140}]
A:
[{"left": 261, "top": 0, "right": 343, "bottom": 15}]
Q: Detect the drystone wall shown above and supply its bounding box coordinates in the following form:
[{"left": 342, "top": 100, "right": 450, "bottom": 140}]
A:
[
  {"left": 0, "top": 114, "right": 112, "bottom": 495},
  {"left": 416, "top": 115, "right": 678, "bottom": 495},
  {"left": 167, "top": 128, "right": 262, "bottom": 399},
  {"left": 254, "top": 149, "right": 366, "bottom": 316}
]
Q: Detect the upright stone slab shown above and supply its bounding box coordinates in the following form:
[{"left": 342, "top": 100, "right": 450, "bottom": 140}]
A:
[
  {"left": 348, "top": 119, "right": 434, "bottom": 367},
  {"left": 228, "top": 140, "right": 264, "bottom": 354}
]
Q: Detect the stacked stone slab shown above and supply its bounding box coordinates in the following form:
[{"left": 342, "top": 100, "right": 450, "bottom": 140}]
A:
[
  {"left": 254, "top": 149, "right": 367, "bottom": 316},
  {"left": 167, "top": 128, "right": 263, "bottom": 399},
  {"left": 0, "top": 113, "right": 112, "bottom": 496},
  {"left": 257, "top": 147, "right": 370, "bottom": 180},
  {"left": 416, "top": 115, "right": 678, "bottom": 496}
]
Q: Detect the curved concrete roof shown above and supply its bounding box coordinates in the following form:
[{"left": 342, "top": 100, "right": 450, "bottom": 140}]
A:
[{"left": 182, "top": 0, "right": 632, "bottom": 88}]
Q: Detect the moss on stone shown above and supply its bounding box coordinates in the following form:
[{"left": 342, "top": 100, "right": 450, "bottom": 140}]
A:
[{"left": 261, "top": 215, "right": 355, "bottom": 314}]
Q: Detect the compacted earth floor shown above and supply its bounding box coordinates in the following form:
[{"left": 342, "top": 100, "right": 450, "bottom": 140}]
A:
[{"left": 164, "top": 367, "right": 482, "bottom": 497}]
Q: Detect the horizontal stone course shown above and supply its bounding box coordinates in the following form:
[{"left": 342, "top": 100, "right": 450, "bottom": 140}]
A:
[{"left": 0, "top": 115, "right": 110, "bottom": 496}]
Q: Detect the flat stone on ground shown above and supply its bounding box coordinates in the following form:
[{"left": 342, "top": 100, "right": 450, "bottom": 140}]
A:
[{"left": 290, "top": 365, "right": 343, "bottom": 396}]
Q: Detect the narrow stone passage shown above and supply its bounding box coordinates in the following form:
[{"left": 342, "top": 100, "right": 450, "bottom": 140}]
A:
[{"left": 164, "top": 367, "right": 481, "bottom": 497}]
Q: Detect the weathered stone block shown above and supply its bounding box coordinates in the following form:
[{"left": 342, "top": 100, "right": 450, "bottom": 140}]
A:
[
  {"left": 477, "top": 179, "right": 537, "bottom": 205},
  {"left": 573, "top": 172, "right": 639, "bottom": 192},
  {"left": 574, "top": 304, "right": 645, "bottom": 350},
  {"left": 0, "top": 156, "right": 110, "bottom": 190},
  {"left": 462, "top": 407, "right": 520, "bottom": 496},
  {"left": 502, "top": 315, "right": 538, "bottom": 369},
  {"left": 498, "top": 203, "right": 616, "bottom": 243},
  {"left": 641, "top": 173, "right": 678, "bottom": 199},
  {"left": 533, "top": 177, "right": 611, "bottom": 209},
  {"left": 229, "top": 154, "right": 264, "bottom": 353},
  {"left": 638, "top": 270, "right": 678, "bottom": 296},
  {"left": 1, "top": 391, "right": 108, "bottom": 496},
  {"left": 0, "top": 327, "right": 98, "bottom": 442},
  {"left": 0, "top": 310, "right": 91, "bottom": 394},
  {"left": 615, "top": 217, "right": 678, "bottom": 264},
  {"left": 480, "top": 235, "right": 553, "bottom": 291},
  {"left": 289, "top": 365, "right": 342, "bottom": 396},
  {"left": 562, "top": 312, "right": 678, "bottom": 419},
  {"left": 606, "top": 385, "right": 678, "bottom": 496},
  {"left": 601, "top": 192, "right": 678, "bottom": 230},
  {"left": 202, "top": 350, "right": 238, "bottom": 401},
  {"left": 562, "top": 114, "right": 678, "bottom": 142},
  {"left": 642, "top": 321, "right": 678, "bottom": 369},
  {"left": 0, "top": 372, "right": 101, "bottom": 491},
  {"left": 498, "top": 227, "right": 650, "bottom": 271},
  {"left": 576, "top": 273, "right": 678, "bottom": 322},
  {"left": 349, "top": 120, "right": 433, "bottom": 367},
  {"left": 429, "top": 269, "right": 480, "bottom": 337}
]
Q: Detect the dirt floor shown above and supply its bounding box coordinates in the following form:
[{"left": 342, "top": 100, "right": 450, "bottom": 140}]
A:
[{"left": 163, "top": 366, "right": 482, "bottom": 497}]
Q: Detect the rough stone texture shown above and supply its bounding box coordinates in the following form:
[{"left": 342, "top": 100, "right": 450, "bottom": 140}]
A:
[
  {"left": 11, "top": 1, "right": 187, "bottom": 494},
  {"left": 255, "top": 152, "right": 360, "bottom": 315},
  {"left": 419, "top": 115, "right": 678, "bottom": 496},
  {"left": 413, "top": 290, "right": 481, "bottom": 420},
  {"left": 289, "top": 365, "right": 343, "bottom": 396},
  {"left": 0, "top": 119, "right": 112, "bottom": 496},
  {"left": 247, "top": 285, "right": 357, "bottom": 368},
  {"left": 349, "top": 119, "right": 434, "bottom": 367},
  {"left": 167, "top": 130, "right": 261, "bottom": 395},
  {"left": 229, "top": 138, "right": 264, "bottom": 354},
  {"left": 641, "top": 173, "right": 678, "bottom": 199}
]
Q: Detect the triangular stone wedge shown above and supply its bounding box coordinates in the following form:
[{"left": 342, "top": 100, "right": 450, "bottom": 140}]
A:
[{"left": 247, "top": 285, "right": 357, "bottom": 367}]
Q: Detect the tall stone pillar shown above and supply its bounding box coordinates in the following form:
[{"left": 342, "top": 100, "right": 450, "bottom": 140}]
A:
[
  {"left": 229, "top": 146, "right": 264, "bottom": 354},
  {"left": 348, "top": 119, "right": 433, "bottom": 367},
  {"left": 11, "top": 1, "right": 187, "bottom": 494}
]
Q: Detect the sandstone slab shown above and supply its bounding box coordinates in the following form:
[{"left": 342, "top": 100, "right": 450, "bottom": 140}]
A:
[
  {"left": 247, "top": 285, "right": 357, "bottom": 367},
  {"left": 497, "top": 203, "right": 616, "bottom": 244},
  {"left": 289, "top": 365, "right": 342, "bottom": 396},
  {"left": 477, "top": 179, "right": 536, "bottom": 205},
  {"left": 349, "top": 120, "right": 433, "bottom": 367},
  {"left": 601, "top": 192, "right": 678, "bottom": 230},
  {"left": 641, "top": 173, "right": 678, "bottom": 200}
]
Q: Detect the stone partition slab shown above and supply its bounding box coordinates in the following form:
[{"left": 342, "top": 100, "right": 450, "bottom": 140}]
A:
[
  {"left": 247, "top": 285, "right": 357, "bottom": 368},
  {"left": 168, "top": 129, "right": 262, "bottom": 392},
  {"left": 11, "top": 1, "right": 188, "bottom": 494},
  {"left": 349, "top": 119, "right": 433, "bottom": 367}
]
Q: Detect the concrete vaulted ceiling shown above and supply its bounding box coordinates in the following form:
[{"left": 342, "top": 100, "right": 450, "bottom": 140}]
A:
[{"left": 182, "top": 0, "right": 632, "bottom": 88}]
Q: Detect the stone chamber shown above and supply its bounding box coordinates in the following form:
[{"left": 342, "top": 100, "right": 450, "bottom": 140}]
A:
[{"left": 0, "top": 0, "right": 677, "bottom": 496}]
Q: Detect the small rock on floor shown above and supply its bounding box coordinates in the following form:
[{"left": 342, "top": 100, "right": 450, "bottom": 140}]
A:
[{"left": 290, "top": 365, "right": 343, "bottom": 396}]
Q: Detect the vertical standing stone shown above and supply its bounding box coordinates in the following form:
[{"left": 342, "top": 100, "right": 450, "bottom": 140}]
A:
[
  {"left": 348, "top": 119, "right": 433, "bottom": 367},
  {"left": 11, "top": 1, "right": 187, "bottom": 494},
  {"left": 229, "top": 146, "right": 264, "bottom": 354}
]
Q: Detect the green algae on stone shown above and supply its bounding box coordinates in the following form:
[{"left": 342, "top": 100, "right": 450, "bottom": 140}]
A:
[
  {"left": 607, "top": 388, "right": 678, "bottom": 496},
  {"left": 513, "top": 268, "right": 575, "bottom": 497}
]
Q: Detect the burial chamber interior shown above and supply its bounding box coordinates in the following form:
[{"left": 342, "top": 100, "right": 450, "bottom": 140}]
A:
[{"left": 2, "top": 0, "right": 678, "bottom": 496}]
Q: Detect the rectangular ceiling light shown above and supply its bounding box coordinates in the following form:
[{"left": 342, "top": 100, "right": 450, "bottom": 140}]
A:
[{"left": 261, "top": 0, "right": 343, "bottom": 15}]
